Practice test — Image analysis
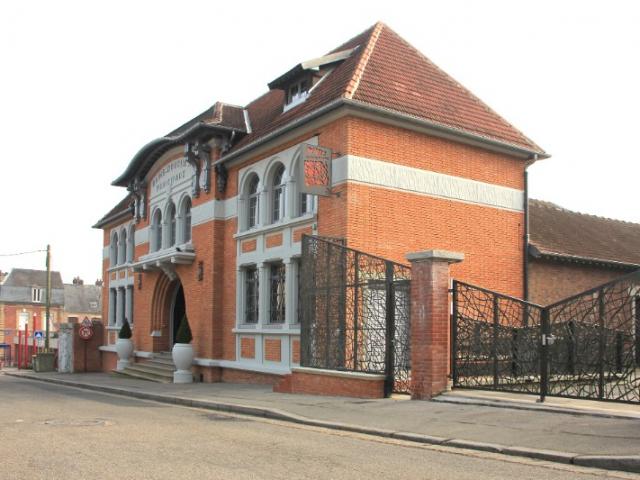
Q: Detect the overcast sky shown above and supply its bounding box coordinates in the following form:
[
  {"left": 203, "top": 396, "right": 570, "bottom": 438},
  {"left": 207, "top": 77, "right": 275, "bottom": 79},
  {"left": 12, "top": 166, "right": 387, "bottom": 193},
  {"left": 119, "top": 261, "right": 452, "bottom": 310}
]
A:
[{"left": 1, "top": 1, "right": 639, "bottom": 283}]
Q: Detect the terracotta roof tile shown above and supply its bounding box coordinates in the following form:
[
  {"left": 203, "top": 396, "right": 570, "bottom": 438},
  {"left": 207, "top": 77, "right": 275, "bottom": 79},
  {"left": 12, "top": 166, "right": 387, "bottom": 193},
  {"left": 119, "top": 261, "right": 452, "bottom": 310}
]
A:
[
  {"left": 529, "top": 199, "right": 640, "bottom": 267},
  {"left": 351, "top": 24, "right": 542, "bottom": 151},
  {"left": 230, "top": 22, "right": 544, "bottom": 155}
]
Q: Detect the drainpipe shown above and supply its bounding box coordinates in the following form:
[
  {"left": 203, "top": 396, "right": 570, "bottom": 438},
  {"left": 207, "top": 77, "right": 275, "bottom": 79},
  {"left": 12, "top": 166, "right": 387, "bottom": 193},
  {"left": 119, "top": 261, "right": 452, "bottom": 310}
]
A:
[{"left": 523, "top": 154, "right": 538, "bottom": 301}]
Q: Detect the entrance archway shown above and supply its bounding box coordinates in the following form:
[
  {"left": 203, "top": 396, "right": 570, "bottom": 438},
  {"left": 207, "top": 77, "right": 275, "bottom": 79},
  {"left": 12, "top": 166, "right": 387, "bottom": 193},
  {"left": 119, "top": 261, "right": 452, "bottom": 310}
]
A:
[{"left": 170, "top": 283, "right": 185, "bottom": 346}]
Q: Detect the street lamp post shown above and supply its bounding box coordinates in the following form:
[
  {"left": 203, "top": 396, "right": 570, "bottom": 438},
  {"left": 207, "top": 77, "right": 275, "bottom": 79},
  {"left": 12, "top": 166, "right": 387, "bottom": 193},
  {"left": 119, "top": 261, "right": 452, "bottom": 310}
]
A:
[{"left": 44, "top": 244, "right": 51, "bottom": 351}]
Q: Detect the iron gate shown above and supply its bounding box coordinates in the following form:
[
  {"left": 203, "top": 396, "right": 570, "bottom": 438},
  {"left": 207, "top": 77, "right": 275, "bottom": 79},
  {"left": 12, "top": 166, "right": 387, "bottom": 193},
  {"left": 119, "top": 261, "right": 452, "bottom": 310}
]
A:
[
  {"left": 453, "top": 271, "right": 640, "bottom": 403},
  {"left": 300, "top": 235, "right": 411, "bottom": 396}
]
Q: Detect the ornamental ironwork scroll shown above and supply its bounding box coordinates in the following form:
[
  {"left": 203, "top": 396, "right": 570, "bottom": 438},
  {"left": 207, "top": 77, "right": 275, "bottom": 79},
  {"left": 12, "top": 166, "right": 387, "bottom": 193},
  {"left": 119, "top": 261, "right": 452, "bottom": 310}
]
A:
[{"left": 297, "top": 144, "right": 332, "bottom": 196}]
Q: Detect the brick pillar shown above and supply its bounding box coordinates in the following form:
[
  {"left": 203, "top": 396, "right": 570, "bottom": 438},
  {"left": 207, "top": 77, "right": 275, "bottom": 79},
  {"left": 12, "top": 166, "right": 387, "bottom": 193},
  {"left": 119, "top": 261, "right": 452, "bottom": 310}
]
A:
[{"left": 407, "top": 250, "right": 463, "bottom": 400}]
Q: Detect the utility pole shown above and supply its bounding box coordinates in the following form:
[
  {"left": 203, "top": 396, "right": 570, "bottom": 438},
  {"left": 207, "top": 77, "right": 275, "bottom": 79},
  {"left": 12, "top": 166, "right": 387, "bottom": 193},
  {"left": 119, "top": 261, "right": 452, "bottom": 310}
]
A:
[{"left": 45, "top": 244, "right": 51, "bottom": 351}]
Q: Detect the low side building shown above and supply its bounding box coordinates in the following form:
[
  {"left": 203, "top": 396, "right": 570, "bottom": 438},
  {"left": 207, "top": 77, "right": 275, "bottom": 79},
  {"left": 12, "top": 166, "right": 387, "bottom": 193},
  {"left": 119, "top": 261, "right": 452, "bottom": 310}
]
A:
[
  {"left": 528, "top": 200, "right": 640, "bottom": 305},
  {"left": 0, "top": 269, "right": 65, "bottom": 344}
]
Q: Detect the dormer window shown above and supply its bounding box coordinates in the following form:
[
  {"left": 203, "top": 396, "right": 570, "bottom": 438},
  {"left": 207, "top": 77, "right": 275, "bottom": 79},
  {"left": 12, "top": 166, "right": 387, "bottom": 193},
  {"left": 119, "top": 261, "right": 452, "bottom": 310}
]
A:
[{"left": 284, "top": 78, "right": 310, "bottom": 112}]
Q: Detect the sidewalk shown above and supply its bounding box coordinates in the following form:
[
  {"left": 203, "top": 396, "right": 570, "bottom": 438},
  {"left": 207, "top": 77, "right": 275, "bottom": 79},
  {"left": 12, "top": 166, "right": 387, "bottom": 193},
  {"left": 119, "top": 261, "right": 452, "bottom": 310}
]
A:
[{"left": 4, "top": 369, "right": 640, "bottom": 474}]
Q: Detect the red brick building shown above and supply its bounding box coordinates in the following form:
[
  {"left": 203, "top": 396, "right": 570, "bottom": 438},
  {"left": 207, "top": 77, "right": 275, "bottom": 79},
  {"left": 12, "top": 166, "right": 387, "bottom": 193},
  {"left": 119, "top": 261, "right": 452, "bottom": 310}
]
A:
[
  {"left": 94, "top": 22, "right": 547, "bottom": 383},
  {"left": 528, "top": 200, "right": 640, "bottom": 305}
]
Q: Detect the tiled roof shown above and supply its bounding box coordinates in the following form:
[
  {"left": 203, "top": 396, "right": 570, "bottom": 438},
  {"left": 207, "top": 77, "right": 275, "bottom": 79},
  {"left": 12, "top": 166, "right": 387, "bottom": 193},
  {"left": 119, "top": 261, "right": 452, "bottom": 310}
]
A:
[
  {"left": 229, "top": 22, "right": 545, "bottom": 155},
  {"left": 529, "top": 200, "right": 640, "bottom": 268},
  {"left": 167, "top": 102, "right": 247, "bottom": 137},
  {"left": 63, "top": 284, "right": 102, "bottom": 314},
  {"left": 2, "top": 269, "right": 64, "bottom": 289},
  {"left": 103, "top": 22, "right": 547, "bottom": 226}
]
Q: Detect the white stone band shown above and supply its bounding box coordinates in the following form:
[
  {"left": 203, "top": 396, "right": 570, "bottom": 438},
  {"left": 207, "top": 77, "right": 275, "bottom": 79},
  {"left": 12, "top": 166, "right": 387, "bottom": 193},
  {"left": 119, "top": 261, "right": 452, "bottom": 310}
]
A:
[{"left": 332, "top": 155, "right": 524, "bottom": 212}]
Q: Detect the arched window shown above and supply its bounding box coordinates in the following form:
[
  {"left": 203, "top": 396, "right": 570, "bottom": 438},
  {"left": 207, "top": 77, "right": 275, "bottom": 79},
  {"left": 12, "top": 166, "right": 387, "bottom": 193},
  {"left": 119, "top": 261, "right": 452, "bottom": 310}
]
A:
[
  {"left": 180, "top": 197, "right": 192, "bottom": 243},
  {"left": 271, "top": 164, "right": 286, "bottom": 223},
  {"left": 152, "top": 209, "right": 162, "bottom": 251},
  {"left": 110, "top": 232, "right": 118, "bottom": 266},
  {"left": 247, "top": 175, "right": 260, "bottom": 229},
  {"left": 167, "top": 202, "right": 176, "bottom": 247},
  {"left": 119, "top": 229, "right": 127, "bottom": 265},
  {"left": 127, "top": 225, "right": 135, "bottom": 263}
]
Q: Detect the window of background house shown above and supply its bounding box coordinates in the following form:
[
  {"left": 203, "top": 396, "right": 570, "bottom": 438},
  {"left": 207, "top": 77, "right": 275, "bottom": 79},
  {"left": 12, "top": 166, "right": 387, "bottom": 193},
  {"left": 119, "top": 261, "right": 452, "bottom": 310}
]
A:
[{"left": 31, "top": 288, "right": 43, "bottom": 303}]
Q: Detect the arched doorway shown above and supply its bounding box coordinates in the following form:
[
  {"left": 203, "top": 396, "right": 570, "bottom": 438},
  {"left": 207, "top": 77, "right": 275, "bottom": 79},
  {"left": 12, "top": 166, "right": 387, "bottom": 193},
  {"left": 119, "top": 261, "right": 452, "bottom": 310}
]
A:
[{"left": 170, "top": 283, "right": 185, "bottom": 346}]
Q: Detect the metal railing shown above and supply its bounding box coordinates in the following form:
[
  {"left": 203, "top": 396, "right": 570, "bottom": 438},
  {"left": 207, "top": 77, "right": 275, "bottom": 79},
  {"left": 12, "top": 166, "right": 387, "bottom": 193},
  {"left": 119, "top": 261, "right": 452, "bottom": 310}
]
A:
[
  {"left": 453, "top": 271, "right": 640, "bottom": 404},
  {"left": 300, "top": 235, "right": 412, "bottom": 396}
]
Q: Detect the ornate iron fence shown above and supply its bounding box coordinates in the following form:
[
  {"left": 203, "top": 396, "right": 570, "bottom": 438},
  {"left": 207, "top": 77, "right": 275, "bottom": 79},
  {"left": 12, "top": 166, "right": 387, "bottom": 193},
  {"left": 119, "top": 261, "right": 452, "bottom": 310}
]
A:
[
  {"left": 300, "top": 235, "right": 411, "bottom": 396},
  {"left": 452, "top": 281, "right": 543, "bottom": 395},
  {"left": 545, "top": 272, "right": 640, "bottom": 402},
  {"left": 453, "top": 271, "right": 640, "bottom": 404}
]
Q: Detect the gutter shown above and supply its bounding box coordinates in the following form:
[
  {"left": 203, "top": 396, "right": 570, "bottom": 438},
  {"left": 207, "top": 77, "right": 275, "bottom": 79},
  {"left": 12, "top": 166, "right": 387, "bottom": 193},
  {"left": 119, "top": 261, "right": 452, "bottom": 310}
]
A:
[
  {"left": 214, "top": 98, "right": 549, "bottom": 167},
  {"left": 92, "top": 208, "right": 131, "bottom": 229},
  {"left": 523, "top": 155, "right": 538, "bottom": 301},
  {"left": 529, "top": 245, "right": 640, "bottom": 271}
]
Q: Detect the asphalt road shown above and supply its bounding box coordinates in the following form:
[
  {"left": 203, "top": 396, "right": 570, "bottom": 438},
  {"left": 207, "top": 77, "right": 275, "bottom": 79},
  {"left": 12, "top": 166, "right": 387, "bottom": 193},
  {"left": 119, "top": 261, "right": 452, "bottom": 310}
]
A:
[{"left": 0, "top": 375, "right": 635, "bottom": 480}]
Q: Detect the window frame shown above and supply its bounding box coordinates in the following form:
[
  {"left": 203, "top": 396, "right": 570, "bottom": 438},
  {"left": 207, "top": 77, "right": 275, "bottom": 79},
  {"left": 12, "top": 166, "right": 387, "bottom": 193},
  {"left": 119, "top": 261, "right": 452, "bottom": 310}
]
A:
[
  {"left": 246, "top": 175, "right": 260, "bottom": 230},
  {"left": 180, "top": 196, "right": 192, "bottom": 243},
  {"left": 244, "top": 265, "right": 259, "bottom": 324},
  {"left": 269, "top": 261, "right": 286, "bottom": 324},
  {"left": 152, "top": 208, "right": 163, "bottom": 251},
  {"left": 167, "top": 202, "right": 177, "bottom": 247},
  {"left": 271, "top": 164, "right": 286, "bottom": 223}
]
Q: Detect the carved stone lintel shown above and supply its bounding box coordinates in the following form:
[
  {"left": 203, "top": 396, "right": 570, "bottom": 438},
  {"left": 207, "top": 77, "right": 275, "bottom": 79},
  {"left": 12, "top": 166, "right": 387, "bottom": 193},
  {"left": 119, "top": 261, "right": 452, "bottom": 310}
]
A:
[
  {"left": 197, "top": 141, "right": 212, "bottom": 194},
  {"left": 128, "top": 178, "right": 148, "bottom": 223}
]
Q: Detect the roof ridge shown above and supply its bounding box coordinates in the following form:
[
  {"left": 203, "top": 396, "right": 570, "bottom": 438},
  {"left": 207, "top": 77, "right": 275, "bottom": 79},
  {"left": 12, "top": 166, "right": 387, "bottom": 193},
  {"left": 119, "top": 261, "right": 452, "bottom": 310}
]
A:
[
  {"left": 344, "top": 21, "right": 385, "bottom": 100},
  {"left": 381, "top": 25, "right": 545, "bottom": 154}
]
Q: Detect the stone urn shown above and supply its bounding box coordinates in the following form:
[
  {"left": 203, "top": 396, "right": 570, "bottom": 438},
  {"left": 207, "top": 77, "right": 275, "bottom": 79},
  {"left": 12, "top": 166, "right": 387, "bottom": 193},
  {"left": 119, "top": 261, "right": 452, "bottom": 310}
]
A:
[
  {"left": 172, "top": 343, "right": 194, "bottom": 383},
  {"left": 115, "top": 338, "right": 134, "bottom": 371}
]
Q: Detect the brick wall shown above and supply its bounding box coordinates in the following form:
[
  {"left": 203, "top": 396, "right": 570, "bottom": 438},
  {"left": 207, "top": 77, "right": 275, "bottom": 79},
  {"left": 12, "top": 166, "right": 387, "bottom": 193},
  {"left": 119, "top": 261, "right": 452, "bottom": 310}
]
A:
[{"left": 529, "top": 259, "right": 632, "bottom": 305}]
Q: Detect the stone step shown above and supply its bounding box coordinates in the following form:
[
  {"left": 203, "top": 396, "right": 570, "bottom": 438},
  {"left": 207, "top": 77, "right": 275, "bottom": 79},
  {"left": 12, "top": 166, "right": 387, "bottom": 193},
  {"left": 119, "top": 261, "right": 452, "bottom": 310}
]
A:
[
  {"left": 144, "top": 357, "right": 175, "bottom": 368},
  {"left": 119, "top": 363, "right": 173, "bottom": 381},
  {"left": 127, "top": 363, "right": 175, "bottom": 377},
  {"left": 113, "top": 368, "right": 172, "bottom": 384}
]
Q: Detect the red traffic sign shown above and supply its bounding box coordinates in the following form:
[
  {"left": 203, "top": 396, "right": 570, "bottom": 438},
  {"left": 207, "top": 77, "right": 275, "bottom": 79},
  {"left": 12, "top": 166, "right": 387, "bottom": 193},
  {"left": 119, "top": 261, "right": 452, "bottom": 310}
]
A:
[{"left": 81, "top": 317, "right": 92, "bottom": 327}]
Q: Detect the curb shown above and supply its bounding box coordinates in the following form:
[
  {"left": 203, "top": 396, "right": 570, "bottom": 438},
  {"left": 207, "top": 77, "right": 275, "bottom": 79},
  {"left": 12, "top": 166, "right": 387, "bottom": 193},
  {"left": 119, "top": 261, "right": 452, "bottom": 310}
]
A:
[
  {"left": 5, "top": 372, "right": 640, "bottom": 474},
  {"left": 433, "top": 394, "right": 640, "bottom": 421}
]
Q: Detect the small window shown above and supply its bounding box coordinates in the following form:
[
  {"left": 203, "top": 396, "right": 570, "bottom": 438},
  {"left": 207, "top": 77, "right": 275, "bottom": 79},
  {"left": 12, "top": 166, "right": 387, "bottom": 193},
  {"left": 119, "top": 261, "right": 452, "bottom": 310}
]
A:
[
  {"left": 247, "top": 176, "right": 260, "bottom": 229},
  {"left": 167, "top": 202, "right": 176, "bottom": 247},
  {"left": 152, "top": 209, "right": 162, "bottom": 251},
  {"left": 271, "top": 165, "right": 286, "bottom": 223},
  {"left": 110, "top": 232, "right": 119, "bottom": 266},
  {"left": 119, "top": 229, "right": 127, "bottom": 265},
  {"left": 244, "top": 266, "right": 259, "bottom": 324},
  {"left": 32, "top": 288, "right": 43, "bottom": 303},
  {"left": 127, "top": 226, "right": 135, "bottom": 263},
  {"left": 89, "top": 301, "right": 98, "bottom": 310},
  {"left": 269, "top": 262, "right": 286, "bottom": 324},
  {"left": 182, "top": 197, "right": 192, "bottom": 243},
  {"left": 284, "top": 78, "right": 311, "bottom": 111},
  {"left": 300, "top": 193, "right": 316, "bottom": 216}
]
